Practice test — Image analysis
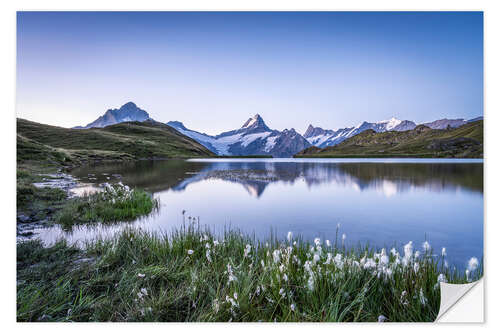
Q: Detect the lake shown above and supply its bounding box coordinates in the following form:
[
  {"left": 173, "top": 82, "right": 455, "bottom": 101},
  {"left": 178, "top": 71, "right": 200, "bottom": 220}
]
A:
[{"left": 33, "top": 158, "right": 483, "bottom": 269}]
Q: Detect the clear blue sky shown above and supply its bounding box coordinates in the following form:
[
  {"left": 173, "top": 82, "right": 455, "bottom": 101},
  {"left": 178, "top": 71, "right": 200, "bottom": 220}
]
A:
[{"left": 17, "top": 11, "right": 483, "bottom": 134}]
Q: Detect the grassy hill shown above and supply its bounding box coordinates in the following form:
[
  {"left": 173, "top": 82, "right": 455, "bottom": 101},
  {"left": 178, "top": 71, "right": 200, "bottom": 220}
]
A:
[
  {"left": 295, "top": 120, "right": 483, "bottom": 158},
  {"left": 17, "top": 118, "right": 215, "bottom": 167}
]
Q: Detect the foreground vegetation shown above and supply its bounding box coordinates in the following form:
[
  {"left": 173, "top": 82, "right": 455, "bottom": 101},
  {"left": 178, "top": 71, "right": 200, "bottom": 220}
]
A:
[
  {"left": 17, "top": 223, "right": 482, "bottom": 322},
  {"left": 55, "top": 183, "right": 159, "bottom": 230},
  {"left": 295, "top": 120, "right": 483, "bottom": 158}
]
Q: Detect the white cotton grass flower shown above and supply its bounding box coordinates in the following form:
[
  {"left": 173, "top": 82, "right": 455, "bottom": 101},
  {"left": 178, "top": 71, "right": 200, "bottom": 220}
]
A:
[
  {"left": 419, "top": 288, "right": 427, "bottom": 305},
  {"left": 441, "top": 247, "right": 447, "bottom": 257},
  {"left": 287, "top": 231, "right": 293, "bottom": 243},
  {"left": 364, "top": 258, "right": 376, "bottom": 269},
  {"left": 307, "top": 275, "right": 315, "bottom": 291},
  {"left": 313, "top": 253, "right": 320, "bottom": 264},
  {"left": 187, "top": 249, "right": 194, "bottom": 255},
  {"left": 279, "top": 288, "right": 285, "bottom": 297},
  {"left": 413, "top": 262, "right": 420, "bottom": 273},
  {"left": 342, "top": 234, "right": 346, "bottom": 246},
  {"left": 414, "top": 251, "right": 420, "bottom": 259},
  {"left": 378, "top": 315, "right": 387, "bottom": 322},
  {"left": 437, "top": 273, "right": 447, "bottom": 284},
  {"left": 334, "top": 253, "right": 343, "bottom": 269},
  {"left": 314, "top": 238, "right": 321, "bottom": 247},
  {"left": 290, "top": 303, "right": 296, "bottom": 312},
  {"left": 137, "top": 273, "right": 145, "bottom": 278},
  {"left": 244, "top": 244, "right": 251, "bottom": 257},
  {"left": 404, "top": 241, "right": 413, "bottom": 259},
  {"left": 273, "top": 250, "right": 281, "bottom": 264},
  {"left": 206, "top": 249, "right": 212, "bottom": 263},
  {"left": 465, "top": 269, "right": 471, "bottom": 282},
  {"left": 326, "top": 239, "right": 331, "bottom": 247},
  {"left": 467, "top": 257, "right": 479, "bottom": 272},
  {"left": 283, "top": 273, "right": 288, "bottom": 282},
  {"left": 422, "top": 241, "right": 431, "bottom": 252}
]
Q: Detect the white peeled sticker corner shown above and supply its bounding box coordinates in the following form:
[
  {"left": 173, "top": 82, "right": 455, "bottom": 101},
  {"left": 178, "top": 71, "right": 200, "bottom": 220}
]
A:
[{"left": 435, "top": 278, "right": 484, "bottom": 322}]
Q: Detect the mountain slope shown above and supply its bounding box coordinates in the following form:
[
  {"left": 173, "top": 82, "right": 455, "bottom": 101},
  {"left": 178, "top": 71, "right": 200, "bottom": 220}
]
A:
[
  {"left": 295, "top": 120, "right": 483, "bottom": 158},
  {"left": 422, "top": 117, "right": 483, "bottom": 129},
  {"left": 18, "top": 118, "right": 215, "bottom": 165},
  {"left": 167, "top": 114, "right": 311, "bottom": 157},
  {"left": 75, "top": 102, "right": 150, "bottom": 129},
  {"left": 304, "top": 117, "right": 417, "bottom": 148}
]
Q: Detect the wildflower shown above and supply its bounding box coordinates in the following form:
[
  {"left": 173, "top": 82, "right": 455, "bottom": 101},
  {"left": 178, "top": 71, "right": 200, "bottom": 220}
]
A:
[
  {"left": 400, "top": 291, "right": 409, "bottom": 306},
  {"left": 390, "top": 248, "right": 398, "bottom": 256},
  {"left": 325, "top": 253, "right": 333, "bottom": 265},
  {"left": 233, "top": 292, "right": 238, "bottom": 300},
  {"left": 279, "top": 288, "right": 285, "bottom": 297},
  {"left": 413, "top": 262, "right": 420, "bottom": 273},
  {"left": 290, "top": 303, "right": 296, "bottom": 312},
  {"left": 422, "top": 241, "right": 431, "bottom": 252},
  {"left": 244, "top": 244, "right": 251, "bottom": 257},
  {"left": 441, "top": 247, "right": 447, "bottom": 257},
  {"left": 465, "top": 269, "right": 471, "bottom": 282},
  {"left": 279, "top": 264, "right": 285, "bottom": 273},
  {"left": 364, "top": 258, "right": 376, "bottom": 269},
  {"left": 255, "top": 286, "right": 261, "bottom": 296},
  {"left": 307, "top": 275, "right": 315, "bottom": 291},
  {"left": 437, "top": 273, "right": 447, "bottom": 284},
  {"left": 212, "top": 299, "right": 220, "bottom": 313},
  {"left": 404, "top": 241, "right": 413, "bottom": 259},
  {"left": 313, "top": 253, "right": 320, "bottom": 264},
  {"left": 227, "top": 264, "right": 237, "bottom": 283},
  {"left": 414, "top": 251, "right": 420, "bottom": 259},
  {"left": 304, "top": 260, "right": 312, "bottom": 273},
  {"left": 283, "top": 273, "right": 288, "bottom": 282},
  {"left": 213, "top": 240, "right": 219, "bottom": 246},
  {"left": 261, "top": 260, "right": 265, "bottom": 268},
  {"left": 206, "top": 249, "right": 212, "bottom": 263},
  {"left": 379, "top": 249, "right": 389, "bottom": 266},
  {"left": 419, "top": 288, "right": 427, "bottom": 305},
  {"left": 334, "top": 253, "right": 343, "bottom": 269},
  {"left": 378, "top": 315, "right": 387, "bottom": 322},
  {"left": 314, "top": 238, "right": 321, "bottom": 246},
  {"left": 187, "top": 249, "right": 194, "bottom": 255},
  {"left": 287, "top": 231, "right": 293, "bottom": 243},
  {"left": 272, "top": 250, "right": 281, "bottom": 264},
  {"left": 468, "top": 257, "right": 479, "bottom": 272},
  {"left": 342, "top": 233, "right": 346, "bottom": 244},
  {"left": 293, "top": 241, "right": 297, "bottom": 246},
  {"left": 326, "top": 239, "right": 331, "bottom": 247},
  {"left": 137, "top": 273, "right": 145, "bottom": 278}
]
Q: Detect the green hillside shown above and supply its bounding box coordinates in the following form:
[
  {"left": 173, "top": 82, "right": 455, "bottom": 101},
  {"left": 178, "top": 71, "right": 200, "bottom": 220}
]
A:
[
  {"left": 295, "top": 120, "right": 483, "bottom": 158},
  {"left": 17, "top": 118, "right": 215, "bottom": 166}
]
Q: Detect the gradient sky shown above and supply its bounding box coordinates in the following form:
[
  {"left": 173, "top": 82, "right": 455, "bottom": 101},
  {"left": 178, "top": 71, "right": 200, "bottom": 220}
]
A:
[{"left": 17, "top": 11, "right": 483, "bottom": 134}]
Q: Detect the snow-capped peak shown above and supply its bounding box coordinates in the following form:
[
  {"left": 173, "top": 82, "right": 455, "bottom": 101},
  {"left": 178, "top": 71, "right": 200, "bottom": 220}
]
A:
[
  {"left": 242, "top": 114, "right": 263, "bottom": 128},
  {"left": 377, "top": 117, "right": 402, "bottom": 130}
]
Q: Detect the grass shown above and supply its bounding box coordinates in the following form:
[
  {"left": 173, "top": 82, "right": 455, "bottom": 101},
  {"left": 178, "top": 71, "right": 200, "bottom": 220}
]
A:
[
  {"left": 295, "top": 121, "right": 483, "bottom": 158},
  {"left": 55, "top": 183, "right": 159, "bottom": 230},
  {"left": 16, "top": 223, "right": 482, "bottom": 322},
  {"left": 17, "top": 118, "right": 215, "bottom": 166}
]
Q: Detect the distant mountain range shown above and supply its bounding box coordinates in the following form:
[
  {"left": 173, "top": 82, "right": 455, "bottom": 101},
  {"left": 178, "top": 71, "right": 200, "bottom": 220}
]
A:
[
  {"left": 167, "top": 114, "right": 310, "bottom": 157},
  {"left": 76, "top": 102, "right": 482, "bottom": 157}
]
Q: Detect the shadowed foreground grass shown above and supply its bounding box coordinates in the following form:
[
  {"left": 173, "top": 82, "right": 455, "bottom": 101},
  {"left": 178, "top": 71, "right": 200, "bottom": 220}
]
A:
[
  {"left": 16, "top": 223, "right": 482, "bottom": 322},
  {"left": 55, "top": 183, "right": 159, "bottom": 230}
]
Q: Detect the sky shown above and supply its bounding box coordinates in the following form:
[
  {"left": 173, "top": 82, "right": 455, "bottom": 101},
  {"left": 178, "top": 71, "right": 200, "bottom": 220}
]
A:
[{"left": 16, "top": 11, "right": 483, "bottom": 134}]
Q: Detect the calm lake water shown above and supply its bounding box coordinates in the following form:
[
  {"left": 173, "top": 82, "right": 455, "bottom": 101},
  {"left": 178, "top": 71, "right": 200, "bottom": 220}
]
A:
[{"left": 33, "top": 158, "right": 483, "bottom": 268}]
